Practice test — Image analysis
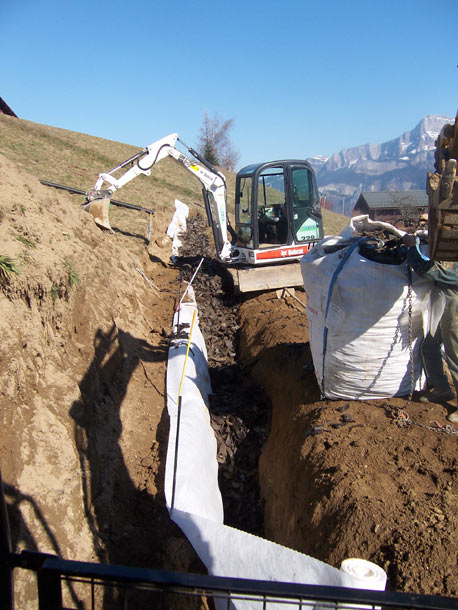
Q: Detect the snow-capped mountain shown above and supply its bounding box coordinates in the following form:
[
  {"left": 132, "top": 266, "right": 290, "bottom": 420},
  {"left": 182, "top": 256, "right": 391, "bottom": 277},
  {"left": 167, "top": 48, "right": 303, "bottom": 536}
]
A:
[{"left": 310, "top": 114, "right": 454, "bottom": 214}]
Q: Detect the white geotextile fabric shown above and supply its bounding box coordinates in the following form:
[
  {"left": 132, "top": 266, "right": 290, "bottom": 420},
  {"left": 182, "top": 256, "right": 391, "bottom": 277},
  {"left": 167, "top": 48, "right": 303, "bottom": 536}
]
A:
[
  {"left": 340, "top": 214, "right": 405, "bottom": 240},
  {"left": 165, "top": 292, "right": 386, "bottom": 609},
  {"left": 301, "top": 216, "right": 432, "bottom": 400},
  {"left": 166, "top": 199, "right": 189, "bottom": 256},
  {"left": 165, "top": 296, "right": 222, "bottom": 521}
]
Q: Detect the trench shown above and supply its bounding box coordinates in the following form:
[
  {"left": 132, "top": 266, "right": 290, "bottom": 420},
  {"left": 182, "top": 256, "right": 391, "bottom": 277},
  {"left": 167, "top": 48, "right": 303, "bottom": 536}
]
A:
[{"left": 175, "top": 214, "right": 272, "bottom": 536}]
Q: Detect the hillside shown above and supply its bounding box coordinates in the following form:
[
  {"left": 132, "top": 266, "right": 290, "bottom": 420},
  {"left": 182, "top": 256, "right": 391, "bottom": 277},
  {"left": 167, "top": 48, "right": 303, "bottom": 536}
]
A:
[
  {"left": 1, "top": 114, "right": 457, "bottom": 607},
  {"left": 0, "top": 114, "right": 347, "bottom": 236}
]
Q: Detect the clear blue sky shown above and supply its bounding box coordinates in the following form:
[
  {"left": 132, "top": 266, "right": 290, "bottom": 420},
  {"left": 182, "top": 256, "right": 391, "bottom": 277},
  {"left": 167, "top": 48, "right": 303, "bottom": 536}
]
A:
[{"left": 2, "top": 0, "right": 457, "bottom": 169}]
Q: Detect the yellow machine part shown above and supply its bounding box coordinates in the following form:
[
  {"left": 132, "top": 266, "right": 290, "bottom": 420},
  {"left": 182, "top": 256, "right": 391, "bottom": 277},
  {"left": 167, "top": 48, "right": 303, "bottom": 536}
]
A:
[{"left": 428, "top": 112, "right": 458, "bottom": 261}]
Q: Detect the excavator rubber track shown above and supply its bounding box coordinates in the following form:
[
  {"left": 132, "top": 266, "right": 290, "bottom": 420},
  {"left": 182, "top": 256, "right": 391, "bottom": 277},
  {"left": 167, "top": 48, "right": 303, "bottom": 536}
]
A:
[{"left": 428, "top": 112, "right": 458, "bottom": 261}]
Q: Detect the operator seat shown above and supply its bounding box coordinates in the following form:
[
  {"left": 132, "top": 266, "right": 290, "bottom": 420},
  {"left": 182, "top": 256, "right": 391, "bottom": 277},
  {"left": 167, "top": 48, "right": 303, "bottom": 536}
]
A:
[{"left": 259, "top": 204, "right": 287, "bottom": 245}]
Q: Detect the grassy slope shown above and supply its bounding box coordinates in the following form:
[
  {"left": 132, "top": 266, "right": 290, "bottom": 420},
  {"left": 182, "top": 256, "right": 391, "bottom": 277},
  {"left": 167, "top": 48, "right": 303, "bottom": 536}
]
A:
[{"left": 0, "top": 114, "right": 348, "bottom": 236}]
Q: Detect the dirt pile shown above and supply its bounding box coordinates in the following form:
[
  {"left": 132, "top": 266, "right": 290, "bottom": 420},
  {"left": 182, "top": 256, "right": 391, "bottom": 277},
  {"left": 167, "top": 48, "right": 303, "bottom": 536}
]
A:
[{"left": 239, "top": 290, "right": 458, "bottom": 596}]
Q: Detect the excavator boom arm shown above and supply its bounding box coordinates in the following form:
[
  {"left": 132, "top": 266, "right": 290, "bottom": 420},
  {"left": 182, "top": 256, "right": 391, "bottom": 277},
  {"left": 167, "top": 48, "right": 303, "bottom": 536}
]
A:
[
  {"left": 165, "top": 146, "right": 231, "bottom": 260},
  {"left": 89, "top": 133, "right": 232, "bottom": 261},
  {"left": 94, "top": 133, "right": 179, "bottom": 192}
]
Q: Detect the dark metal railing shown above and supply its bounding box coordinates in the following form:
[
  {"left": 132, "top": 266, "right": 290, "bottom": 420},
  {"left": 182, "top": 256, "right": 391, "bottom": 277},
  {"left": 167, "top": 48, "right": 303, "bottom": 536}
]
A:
[
  {"left": 2, "top": 468, "right": 458, "bottom": 610},
  {"left": 3, "top": 549, "right": 458, "bottom": 610}
]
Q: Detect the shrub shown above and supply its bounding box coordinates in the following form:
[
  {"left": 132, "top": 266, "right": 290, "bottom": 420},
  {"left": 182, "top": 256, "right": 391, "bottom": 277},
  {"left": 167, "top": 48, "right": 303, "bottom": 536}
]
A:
[
  {"left": 64, "top": 260, "right": 80, "bottom": 288},
  {"left": 0, "top": 255, "right": 20, "bottom": 280}
]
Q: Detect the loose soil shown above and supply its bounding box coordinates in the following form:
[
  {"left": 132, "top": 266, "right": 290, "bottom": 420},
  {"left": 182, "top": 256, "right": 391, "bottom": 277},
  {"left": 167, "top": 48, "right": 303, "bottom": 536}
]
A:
[
  {"left": 1, "top": 151, "right": 457, "bottom": 608},
  {"left": 240, "top": 294, "right": 458, "bottom": 596}
]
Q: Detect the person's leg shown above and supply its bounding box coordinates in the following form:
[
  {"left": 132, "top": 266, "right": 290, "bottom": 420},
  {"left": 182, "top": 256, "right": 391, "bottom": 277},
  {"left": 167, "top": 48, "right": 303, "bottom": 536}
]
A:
[
  {"left": 440, "top": 298, "right": 458, "bottom": 421},
  {"left": 421, "top": 325, "right": 451, "bottom": 393}
]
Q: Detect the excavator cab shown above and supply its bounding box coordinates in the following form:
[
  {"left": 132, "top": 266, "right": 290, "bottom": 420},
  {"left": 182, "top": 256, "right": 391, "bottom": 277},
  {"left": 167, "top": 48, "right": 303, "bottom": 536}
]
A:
[
  {"left": 84, "top": 132, "right": 326, "bottom": 292},
  {"left": 232, "top": 160, "right": 323, "bottom": 266}
]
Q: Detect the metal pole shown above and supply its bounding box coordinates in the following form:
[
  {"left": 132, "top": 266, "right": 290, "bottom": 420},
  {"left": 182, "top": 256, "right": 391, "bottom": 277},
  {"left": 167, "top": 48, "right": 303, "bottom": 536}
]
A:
[
  {"left": 37, "top": 570, "right": 63, "bottom": 610},
  {"left": 0, "top": 468, "right": 14, "bottom": 610},
  {"left": 39, "top": 180, "right": 155, "bottom": 215},
  {"left": 179, "top": 257, "right": 204, "bottom": 305}
]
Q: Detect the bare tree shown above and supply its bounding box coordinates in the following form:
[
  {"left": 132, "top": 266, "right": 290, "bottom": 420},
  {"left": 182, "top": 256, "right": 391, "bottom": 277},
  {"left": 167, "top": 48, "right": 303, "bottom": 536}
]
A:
[
  {"left": 219, "top": 141, "right": 241, "bottom": 172},
  {"left": 390, "top": 193, "right": 420, "bottom": 229},
  {"left": 198, "top": 111, "right": 240, "bottom": 171}
]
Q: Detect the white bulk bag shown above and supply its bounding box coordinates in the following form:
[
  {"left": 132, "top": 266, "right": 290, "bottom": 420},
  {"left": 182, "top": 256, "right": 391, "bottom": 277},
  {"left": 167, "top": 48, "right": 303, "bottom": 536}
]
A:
[{"left": 301, "top": 221, "right": 432, "bottom": 400}]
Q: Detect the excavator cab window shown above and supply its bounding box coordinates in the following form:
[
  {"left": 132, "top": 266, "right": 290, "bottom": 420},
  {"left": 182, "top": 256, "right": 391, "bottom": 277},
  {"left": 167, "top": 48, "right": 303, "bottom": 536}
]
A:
[
  {"left": 235, "top": 176, "right": 253, "bottom": 245},
  {"left": 291, "top": 167, "right": 322, "bottom": 243},
  {"left": 256, "top": 167, "right": 288, "bottom": 246}
]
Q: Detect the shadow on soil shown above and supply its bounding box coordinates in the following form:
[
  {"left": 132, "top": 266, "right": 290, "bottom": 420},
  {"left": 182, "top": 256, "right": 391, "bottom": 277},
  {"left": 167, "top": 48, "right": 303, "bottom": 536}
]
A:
[
  {"left": 69, "top": 324, "right": 205, "bottom": 608},
  {"left": 3, "top": 480, "right": 84, "bottom": 609}
]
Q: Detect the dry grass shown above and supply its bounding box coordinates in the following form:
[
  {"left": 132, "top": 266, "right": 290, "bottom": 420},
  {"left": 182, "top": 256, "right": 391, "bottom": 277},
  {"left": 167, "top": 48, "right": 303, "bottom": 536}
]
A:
[
  {"left": 321, "top": 207, "right": 350, "bottom": 235},
  {"left": 0, "top": 114, "right": 346, "bottom": 238}
]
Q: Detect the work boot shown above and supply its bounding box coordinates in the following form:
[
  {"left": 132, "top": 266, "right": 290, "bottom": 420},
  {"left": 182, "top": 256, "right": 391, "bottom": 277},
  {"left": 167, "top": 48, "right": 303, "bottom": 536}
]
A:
[
  {"left": 419, "top": 388, "right": 454, "bottom": 403},
  {"left": 447, "top": 408, "right": 458, "bottom": 424}
]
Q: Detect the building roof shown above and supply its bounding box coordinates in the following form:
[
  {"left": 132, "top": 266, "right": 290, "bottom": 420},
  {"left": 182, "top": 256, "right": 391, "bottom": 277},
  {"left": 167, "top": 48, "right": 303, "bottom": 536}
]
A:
[
  {"left": 357, "top": 190, "right": 428, "bottom": 209},
  {"left": 0, "top": 97, "right": 18, "bottom": 117}
]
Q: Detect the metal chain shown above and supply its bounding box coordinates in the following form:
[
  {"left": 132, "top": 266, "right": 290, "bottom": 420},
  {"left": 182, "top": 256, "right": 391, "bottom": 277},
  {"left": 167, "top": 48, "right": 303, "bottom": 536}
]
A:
[
  {"left": 382, "top": 402, "right": 458, "bottom": 435},
  {"left": 407, "top": 267, "right": 414, "bottom": 402},
  {"left": 414, "top": 420, "right": 458, "bottom": 435},
  {"left": 364, "top": 269, "right": 457, "bottom": 435}
]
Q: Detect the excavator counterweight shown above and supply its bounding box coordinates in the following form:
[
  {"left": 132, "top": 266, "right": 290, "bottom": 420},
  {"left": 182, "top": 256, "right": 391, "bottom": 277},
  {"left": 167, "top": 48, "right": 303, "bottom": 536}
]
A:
[{"left": 227, "top": 263, "right": 304, "bottom": 294}]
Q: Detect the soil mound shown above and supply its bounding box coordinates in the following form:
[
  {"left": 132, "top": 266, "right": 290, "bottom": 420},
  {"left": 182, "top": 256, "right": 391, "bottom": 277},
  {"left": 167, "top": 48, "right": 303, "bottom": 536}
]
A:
[{"left": 239, "top": 291, "right": 458, "bottom": 596}]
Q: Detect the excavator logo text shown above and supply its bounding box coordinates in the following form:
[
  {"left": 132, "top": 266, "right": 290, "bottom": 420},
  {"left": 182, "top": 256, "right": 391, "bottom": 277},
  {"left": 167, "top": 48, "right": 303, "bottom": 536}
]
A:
[{"left": 255, "top": 243, "right": 315, "bottom": 261}]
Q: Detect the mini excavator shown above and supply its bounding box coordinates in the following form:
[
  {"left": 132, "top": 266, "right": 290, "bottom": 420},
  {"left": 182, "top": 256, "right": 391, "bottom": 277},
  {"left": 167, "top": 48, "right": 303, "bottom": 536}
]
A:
[{"left": 85, "top": 133, "right": 324, "bottom": 292}]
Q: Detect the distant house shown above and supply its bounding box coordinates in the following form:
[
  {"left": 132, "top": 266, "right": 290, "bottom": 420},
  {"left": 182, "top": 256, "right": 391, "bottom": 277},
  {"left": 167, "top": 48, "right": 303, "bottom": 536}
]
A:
[
  {"left": 352, "top": 190, "right": 428, "bottom": 229},
  {"left": 0, "top": 97, "right": 18, "bottom": 117}
]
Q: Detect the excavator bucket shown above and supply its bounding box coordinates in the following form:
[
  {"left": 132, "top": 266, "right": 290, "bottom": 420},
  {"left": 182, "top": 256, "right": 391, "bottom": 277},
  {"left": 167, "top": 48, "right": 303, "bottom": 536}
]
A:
[
  {"left": 86, "top": 196, "right": 114, "bottom": 232},
  {"left": 227, "top": 262, "right": 304, "bottom": 294}
]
